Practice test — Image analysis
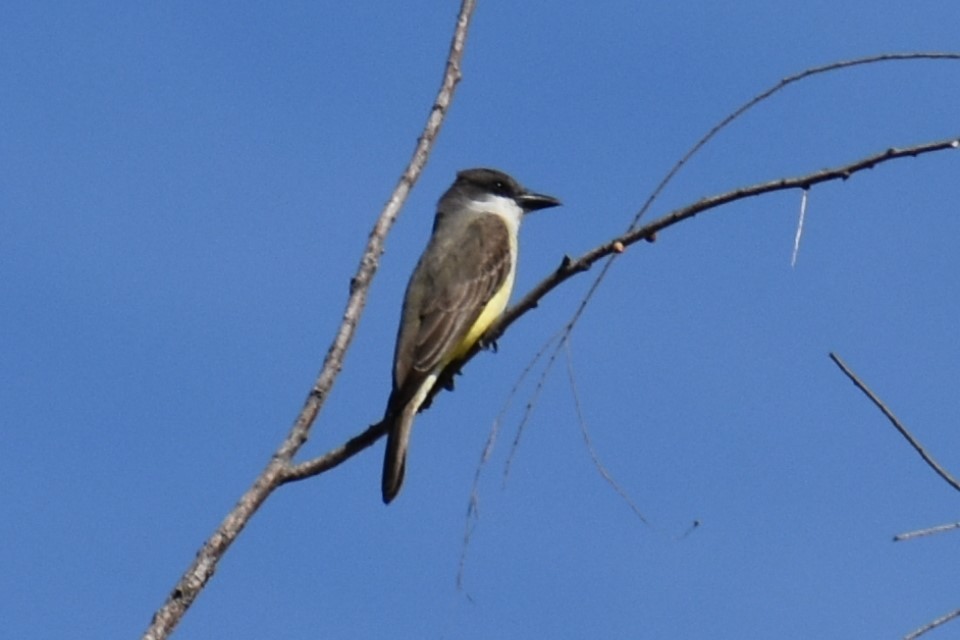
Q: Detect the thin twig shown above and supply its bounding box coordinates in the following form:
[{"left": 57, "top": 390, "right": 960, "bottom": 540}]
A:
[
  {"left": 828, "top": 352, "right": 960, "bottom": 493},
  {"left": 904, "top": 607, "right": 960, "bottom": 640},
  {"left": 894, "top": 521, "right": 960, "bottom": 542},
  {"left": 676, "top": 520, "right": 701, "bottom": 540},
  {"left": 281, "top": 421, "right": 388, "bottom": 483},
  {"left": 141, "top": 3, "right": 477, "bottom": 637},
  {"left": 501, "top": 336, "right": 564, "bottom": 483},
  {"left": 563, "top": 340, "right": 648, "bottom": 523}
]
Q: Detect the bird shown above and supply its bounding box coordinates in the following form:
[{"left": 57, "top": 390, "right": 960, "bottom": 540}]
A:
[{"left": 380, "top": 167, "right": 561, "bottom": 503}]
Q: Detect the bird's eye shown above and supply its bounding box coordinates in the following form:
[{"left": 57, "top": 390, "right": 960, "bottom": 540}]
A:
[{"left": 492, "top": 181, "right": 508, "bottom": 195}]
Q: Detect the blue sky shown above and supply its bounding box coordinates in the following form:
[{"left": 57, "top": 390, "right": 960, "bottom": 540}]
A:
[{"left": 3, "top": 2, "right": 960, "bottom": 638}]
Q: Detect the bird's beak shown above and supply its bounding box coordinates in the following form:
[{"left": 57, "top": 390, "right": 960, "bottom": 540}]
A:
[{"left": 516, "top": 191, "right": 562, "bottom": 213}]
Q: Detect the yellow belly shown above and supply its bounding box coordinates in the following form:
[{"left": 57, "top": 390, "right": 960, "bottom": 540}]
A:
[{"left": 452, "top": 266, "right": 516, "bottom": 362}]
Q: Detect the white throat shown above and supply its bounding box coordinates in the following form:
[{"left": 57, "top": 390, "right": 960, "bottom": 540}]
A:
[{"left": 465, "top": 193, "right": 524, "bottom": 230}]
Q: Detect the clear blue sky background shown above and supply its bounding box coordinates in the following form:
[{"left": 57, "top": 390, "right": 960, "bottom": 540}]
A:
[{"left": 3, "top": 2, "right": 959, "bottom": 638}]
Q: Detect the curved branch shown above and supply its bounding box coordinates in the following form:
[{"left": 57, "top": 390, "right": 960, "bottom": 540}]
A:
[
  {"left": 575, "top": 53, "right": 960, "bottom": 357},
  {"left": 443, "top": 53, "right": 960, "bottom": 410},
  {"left": 482, "top": 137, "right": 960, "bottom": 376},
  {"left": 440, "top": 53, "right": 960, "bottom": 481},
  {"left": 141, "top": 2, "right": 477, "bottom": 638},
  {"left": 284, "top": 134, "right": 960, "bottom": 483},
  {"left": 282, "top": 421, "right": 388, "bottom": 484},
  {"left": 627, "top": 53, "right": 960, "bottom": 235}
]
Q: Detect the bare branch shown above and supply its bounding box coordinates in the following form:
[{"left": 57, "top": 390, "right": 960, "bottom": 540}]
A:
[
  {"left": 286, "top": 135, "right": 960, "bottom": 486},
  {"left": 828, "top": 352, "right": 960, "bottom": 493},
  {"left": 449, "top": 54, "right": 960, "bottom": 455},
  {"left": 488, "top": 137, "right": 959, "bottom": 357},
  {"left": 904, "top": 607, "right": 960, "bottom": 640},
  {"left": 141, "top": 2, "right": 477, "bottom": 637},
  {"left": 628, "top": 53, "right": 960, "bottom": 236},
  {"left": 558, "top": 53, "right": 960, "bottom": 363},
  {"left": 281, "top": 422, "right": 388, "bottom": 484},
  {"left": 894, "top": 521, "right": 960, "bottom": 542}
]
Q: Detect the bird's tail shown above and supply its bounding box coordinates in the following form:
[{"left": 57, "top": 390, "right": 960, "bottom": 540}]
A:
[{"left": 381, "top": 404, "right": 416, "bottom": 504}]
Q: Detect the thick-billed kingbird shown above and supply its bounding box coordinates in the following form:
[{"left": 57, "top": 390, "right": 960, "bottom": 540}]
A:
[{"left": 381, "top": 168, "right": 561, "bottom": 503}]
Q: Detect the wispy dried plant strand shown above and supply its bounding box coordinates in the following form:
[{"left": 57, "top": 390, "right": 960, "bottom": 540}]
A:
[
  {"left": 829, "top": 352, "right": 960, "bottom": 493},
  {"left": 456, "top": 330, "right": 563, "bottom": 590},
  {"left": 563, "top": 340, "right": 648, "bottom": 523},
  {"left": 501, "top": 353, "right": 555, "bottom": 483},
  {"left": 791, "top": 189, "right": 808, "bottom": 267},
  {"left": 141, "top": 2, "right": 477, "bottom": 638}
]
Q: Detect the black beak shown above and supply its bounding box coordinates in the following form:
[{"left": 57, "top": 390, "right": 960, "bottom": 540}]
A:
[{"left": 516, "top": 191, "right": 562, "bottom": 213}]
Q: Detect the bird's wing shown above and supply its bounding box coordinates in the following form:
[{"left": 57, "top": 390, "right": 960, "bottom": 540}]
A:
[{"left": 392, "top": 214, "right": 511, "bottom": 405}]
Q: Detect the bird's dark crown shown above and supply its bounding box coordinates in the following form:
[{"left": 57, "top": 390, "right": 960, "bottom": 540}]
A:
[{"left": 454, "top": 167, "right": 524, "bottom": 199}]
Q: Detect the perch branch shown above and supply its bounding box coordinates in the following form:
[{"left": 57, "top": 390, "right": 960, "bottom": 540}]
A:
[
  {"left": 283, "top": 135, "right": 960, "bottom": 484},
  {"left": 141, "top": 2, "right": 477, "bottom": 638}
]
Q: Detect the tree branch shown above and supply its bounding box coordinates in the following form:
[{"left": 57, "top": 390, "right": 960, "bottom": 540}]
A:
[
  {"left": 559, "top": 53, "right": 960, "bottom": 363},
  {"left": 436, "top": 54, "right": 960, "bottom": 412},
  {"left": 284, "top": 135, "right": 959, "bottom": 484},
  {"left": 894, "top": 521, "right": 960, "bottom": 542},
  {"left": 904, "top": 607, "right": 960, "bottom": 640},
  {"left": 440, "top": 54, "right": 960, "bottom": 494},
  {"left": 474, "top": 137, "right": 960, "bottom": 385},
  {"left": 828, "top": 352, "right": 960, "bottom": 493},
  {"left": 141, "top": 2, "right": 477, "bottom": 637},
  {"left": 627, "top": 53, "right": 960, "bottom": 237},
  {"left": 281, "top": 421, "right": 388, "bottom": 484}
]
